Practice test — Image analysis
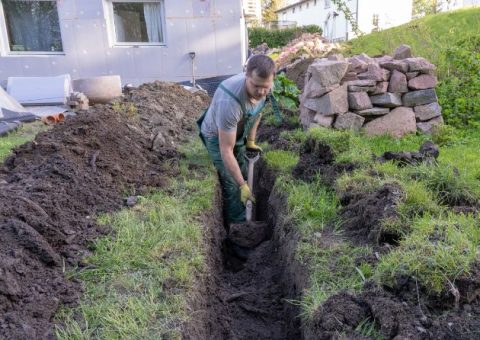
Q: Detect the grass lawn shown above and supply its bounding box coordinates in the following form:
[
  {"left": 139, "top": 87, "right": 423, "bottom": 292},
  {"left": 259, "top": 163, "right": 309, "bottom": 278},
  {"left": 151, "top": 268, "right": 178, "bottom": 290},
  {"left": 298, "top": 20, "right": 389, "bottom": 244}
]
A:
[{"left": 0, "top": 121, "right": 48, "bottom": 161}]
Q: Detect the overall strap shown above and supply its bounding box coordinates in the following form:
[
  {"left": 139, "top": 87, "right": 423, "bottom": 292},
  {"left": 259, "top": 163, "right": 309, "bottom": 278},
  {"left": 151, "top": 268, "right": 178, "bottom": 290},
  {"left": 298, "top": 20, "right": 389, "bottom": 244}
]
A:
[{"left": 218, "top": 84, "right": 247, "bottom": 116}]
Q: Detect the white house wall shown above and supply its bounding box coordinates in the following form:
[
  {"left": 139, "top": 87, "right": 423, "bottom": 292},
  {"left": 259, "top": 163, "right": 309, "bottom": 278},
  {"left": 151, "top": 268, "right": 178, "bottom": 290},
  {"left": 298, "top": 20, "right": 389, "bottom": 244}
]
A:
[
  {"left": 357, "top": 0, "right": 412, "bottom": 35},
  {"left": 0, "top": 0, "right": 246, "bottom": 86}
]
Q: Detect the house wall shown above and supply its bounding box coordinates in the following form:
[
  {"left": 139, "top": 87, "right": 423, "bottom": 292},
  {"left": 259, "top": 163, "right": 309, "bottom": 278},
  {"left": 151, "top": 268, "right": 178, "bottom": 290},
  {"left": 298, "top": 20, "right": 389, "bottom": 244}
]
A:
[
  {"left": 357, "top": 0, "right": 412, "bottom": 36},
  {"left": 277, "top": 0, "right": 412, "bottom": 41},
  {"left": 0, "top": 0, "right": 246, "bottom": 86}
]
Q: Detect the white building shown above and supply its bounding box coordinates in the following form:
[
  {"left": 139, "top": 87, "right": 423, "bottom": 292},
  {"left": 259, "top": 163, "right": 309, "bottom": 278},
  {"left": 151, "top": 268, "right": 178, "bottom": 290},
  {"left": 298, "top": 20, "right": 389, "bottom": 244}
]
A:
[
  {"left": 0, "top": 0, "right": 248, "bottom": 86},
  {"left": 276, "top": 0, "right": 413, "bottom": 41},
  {"left": 243, "top": 0, "right": 262, "bottom": 23}
]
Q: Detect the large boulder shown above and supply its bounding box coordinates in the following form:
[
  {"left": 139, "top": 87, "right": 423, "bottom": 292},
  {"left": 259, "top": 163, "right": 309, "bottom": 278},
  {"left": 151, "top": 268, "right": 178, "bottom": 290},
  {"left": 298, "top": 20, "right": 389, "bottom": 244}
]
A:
[
  {"left": 347, "top": 56, "right": 369, "bottom": 73},
  {"left": 372, "top": 81, "right": 389, "bottom": 95},
  {"left": 313, "top": 113, "right": 335, "bottom": 127},
  {"left": 299, "top": 104, "right": 316, "bottom": 128},
  {"left": 304, "top": 81, "right": 339, "bottom": 98},
  {"left": 334, "top": 112, "right": 365, "bottom": 131},
  {"left": 417, "top": 116, "right": 444, "bottom": 134},
  {"left": 414, "top": 102, "right": 442, "bottom": 121},
  {"left": 307, "top": 60, "right": 349, "bottom": 88},
  {"left": 355, "top": 107, "right": 390, "bottom": 116},
  {"left": 408, "top": 74, "right": 438, "bottom": 90},
  {"left": 363, "top": 107, "right": 417, "bottom": 138},
  {"left": 402, "top": 89, "right": 438, "bottom": 107},
  {"left": 304, "top": 84, "right": 348, "bottom": 116},
  {"left": 379, "top": 60, "right": 409, "bottom": 73},
  {"left": 348, "top": 92, "right": 373, "bottom": 110},
  {"left": 370, "top": 93, "right": 403, "bottom": 108},
  {"left": 405, "top": 57, "right": 436, "bottom": 74},
  {"left": 394, "top": 44, "right": 412, "bottom": 60},
  {"left": 358, "top": 63, "right": 384, "bottom": 81},
  {"left": 388, "top": 70, "right": 408, "bottom": 93}
]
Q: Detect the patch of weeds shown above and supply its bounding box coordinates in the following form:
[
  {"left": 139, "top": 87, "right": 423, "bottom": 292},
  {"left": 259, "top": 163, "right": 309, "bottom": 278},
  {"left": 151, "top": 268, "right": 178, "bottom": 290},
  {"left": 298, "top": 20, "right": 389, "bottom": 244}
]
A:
[
  {"left": 335, "top": 167, "right": 384, "bottom": 197},
  {"left": 280, "top": 128, "right": 308, "bottom": 145},
  {"left": 56, "top": 139, "right": 215, "bottom": 339},
  {"left": 411, "top": 164, "right": 480, "bottom": 206},
  {"left": 431, "top": 124, "right": 463, "bottom": 147},
  {"left": 263, "top": 150, "right": 299, "bottom": 174},
  {"left": 363, "top": 132, "right": 429, "bottom": 156},
  {"left": 375, "top": 213, "right": 480, "bottom": 294},
  {"left": 355, "top": 317, "right": 384, "bottom": 340},
  {"left": 112, "top": 101, "right": 138, "bottom": 119},
  {"left": 297, "top": 242, "right": 372, "bottom": 321},
  {"left": 277, "top": 176, "right": 339, "bottom": 235},
  {"left": 0, "top": 121, "right": 49, "bottom": 161}
]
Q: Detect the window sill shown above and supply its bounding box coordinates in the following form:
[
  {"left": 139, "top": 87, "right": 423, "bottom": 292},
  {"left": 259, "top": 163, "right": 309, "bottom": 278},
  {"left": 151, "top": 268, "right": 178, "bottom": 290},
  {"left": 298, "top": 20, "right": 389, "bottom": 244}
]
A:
[
  {"left": 6, "top": 52, "right": 66, "bottom": 56},
  {"left": 113, "top": 43, "right": 167, "bottom": 48}
]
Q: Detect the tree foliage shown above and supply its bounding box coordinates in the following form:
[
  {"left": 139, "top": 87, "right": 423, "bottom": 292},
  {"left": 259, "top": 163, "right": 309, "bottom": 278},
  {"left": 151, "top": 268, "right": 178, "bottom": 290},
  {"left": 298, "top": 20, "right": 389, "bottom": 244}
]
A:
[
  {"left": 412, "top": 0, "right": 452, "bottom": 17},
  {"left": 261, "top": 0, "right": 284, "bottom": 22}
]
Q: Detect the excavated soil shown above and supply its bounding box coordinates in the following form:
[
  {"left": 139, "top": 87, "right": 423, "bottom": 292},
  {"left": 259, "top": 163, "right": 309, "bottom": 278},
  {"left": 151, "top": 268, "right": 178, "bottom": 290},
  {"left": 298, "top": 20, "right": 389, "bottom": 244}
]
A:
[
  {"left": 0, "top": 83, "right": 209, "bottom": 339},
  {"left": 201, "top": 161, "right": 302, "bottom": 340},
  {"left": 292, "top": 137, "right": 355, "bottom": 184}
]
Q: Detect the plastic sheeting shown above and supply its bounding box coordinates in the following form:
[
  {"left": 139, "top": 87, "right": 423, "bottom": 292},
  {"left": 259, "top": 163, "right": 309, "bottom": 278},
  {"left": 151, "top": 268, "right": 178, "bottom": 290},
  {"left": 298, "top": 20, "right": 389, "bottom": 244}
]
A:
[{"left": 7, "top": 74, "right": 72, "bottom": 105}]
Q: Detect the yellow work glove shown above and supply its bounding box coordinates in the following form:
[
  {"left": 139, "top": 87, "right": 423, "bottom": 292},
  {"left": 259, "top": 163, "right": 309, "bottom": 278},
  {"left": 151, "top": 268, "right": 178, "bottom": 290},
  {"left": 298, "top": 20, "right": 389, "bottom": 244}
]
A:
[
  {"left": 246, "top": 139, "right": 263, "bottom": 153},
  {"left": 239, "top": 183, "right": 255, "bottom": 204}
]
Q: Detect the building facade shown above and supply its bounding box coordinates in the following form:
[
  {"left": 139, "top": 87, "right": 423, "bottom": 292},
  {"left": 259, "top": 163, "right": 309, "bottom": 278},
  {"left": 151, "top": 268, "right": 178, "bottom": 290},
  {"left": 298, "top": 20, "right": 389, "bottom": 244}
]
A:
[
  {"left": 243, "top": 0, "right": 262, "bottom": 24},
  {"left": 276, "top": 0, "right": 413, "bottom": 41},
  {"left": 0, "top": 0, "right": 247, "bottom": 86}
]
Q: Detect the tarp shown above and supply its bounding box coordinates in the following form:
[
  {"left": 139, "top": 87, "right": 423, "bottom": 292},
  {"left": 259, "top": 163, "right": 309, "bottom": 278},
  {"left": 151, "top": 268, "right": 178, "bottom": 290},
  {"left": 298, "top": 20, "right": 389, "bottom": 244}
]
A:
[
  {"left": 7, "top": 74, "right": 72, "bottom": 106},
  {"left": 0, "top": 121, "right": 20, "bottom": 137},
  {"left": 0, "top": 86, "right": 26, "bottom": 118}
]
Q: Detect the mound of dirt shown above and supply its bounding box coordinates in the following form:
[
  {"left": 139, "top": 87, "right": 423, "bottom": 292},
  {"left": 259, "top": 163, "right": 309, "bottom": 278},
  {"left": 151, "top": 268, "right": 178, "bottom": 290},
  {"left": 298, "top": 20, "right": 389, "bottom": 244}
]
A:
[
  {"left": 0, "top": 82, "right": 210, "bottom": 339},
  {"left": 292, "top": 137, "right": 355, "bottom": 184},
  {"left": 339, "top": 184, "right": 404, "bottom": 246},
  {"left": 123, "top": 82, "right": 209, "bottom": 150},
  {"left": 311, "top": 280, "right": 480, "bottom": 339}
]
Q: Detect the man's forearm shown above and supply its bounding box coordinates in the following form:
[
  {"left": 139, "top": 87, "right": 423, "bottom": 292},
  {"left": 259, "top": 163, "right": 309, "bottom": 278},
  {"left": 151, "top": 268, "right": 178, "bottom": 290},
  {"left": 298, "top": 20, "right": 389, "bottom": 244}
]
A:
[
  {"left": 247, "top": 114, "right": 262, "bottom": 141},
  {"left": 221, "top": 149, "right": 245, "bottom": 186}
]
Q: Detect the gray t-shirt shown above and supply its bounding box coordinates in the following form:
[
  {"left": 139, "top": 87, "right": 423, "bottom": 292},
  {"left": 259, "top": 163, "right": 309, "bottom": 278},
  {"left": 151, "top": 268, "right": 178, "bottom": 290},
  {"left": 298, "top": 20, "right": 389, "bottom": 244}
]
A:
[{"left": 201, "top": 73, "right": 266, "bottom": 138}]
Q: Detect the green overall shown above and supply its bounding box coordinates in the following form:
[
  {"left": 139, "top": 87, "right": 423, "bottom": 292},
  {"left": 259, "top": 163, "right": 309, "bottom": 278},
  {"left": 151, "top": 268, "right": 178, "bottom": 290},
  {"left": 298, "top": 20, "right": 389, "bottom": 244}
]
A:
[{"left": 197, "top": 84, "right": 265, "bottom": 224}]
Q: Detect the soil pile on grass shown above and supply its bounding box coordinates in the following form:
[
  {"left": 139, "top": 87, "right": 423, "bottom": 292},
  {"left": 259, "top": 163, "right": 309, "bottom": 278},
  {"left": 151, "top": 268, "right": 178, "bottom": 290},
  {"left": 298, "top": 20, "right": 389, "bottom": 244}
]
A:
[
  {"left": 123, "top": 82, "right": 209, "bottom": 150},
  {"left": 0, "top": 82, "right": 209, "bottom": 339},
  {"left": 292, "top": 137, "right": 355, "bottom": 184}
]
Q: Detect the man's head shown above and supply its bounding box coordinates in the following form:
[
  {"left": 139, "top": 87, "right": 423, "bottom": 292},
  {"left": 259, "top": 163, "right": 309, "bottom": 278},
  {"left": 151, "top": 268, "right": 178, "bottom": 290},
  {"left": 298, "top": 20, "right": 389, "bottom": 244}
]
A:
[{"left": 245, "top": 55, "right": 275, "bottom": 101}]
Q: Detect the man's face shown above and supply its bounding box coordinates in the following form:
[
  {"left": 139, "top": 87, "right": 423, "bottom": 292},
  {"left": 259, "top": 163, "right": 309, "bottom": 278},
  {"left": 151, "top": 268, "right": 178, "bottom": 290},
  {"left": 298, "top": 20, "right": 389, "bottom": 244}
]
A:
[{"left": 245, "top": 70, "right": 274, "bottom": 101}]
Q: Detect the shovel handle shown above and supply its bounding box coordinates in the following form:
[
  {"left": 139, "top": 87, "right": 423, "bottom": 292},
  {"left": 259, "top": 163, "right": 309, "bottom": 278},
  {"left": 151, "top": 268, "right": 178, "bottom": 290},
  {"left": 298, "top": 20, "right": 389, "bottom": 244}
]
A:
[{"left": 246, "top": 200, "right": 253, "bottom": 222}]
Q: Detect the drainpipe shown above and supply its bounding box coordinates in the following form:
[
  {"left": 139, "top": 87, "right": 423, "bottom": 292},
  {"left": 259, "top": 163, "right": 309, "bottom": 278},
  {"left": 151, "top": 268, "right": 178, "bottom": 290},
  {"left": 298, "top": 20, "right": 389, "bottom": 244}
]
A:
[{"left": 189, "top": 52, "right": 196, "bottom": 88}]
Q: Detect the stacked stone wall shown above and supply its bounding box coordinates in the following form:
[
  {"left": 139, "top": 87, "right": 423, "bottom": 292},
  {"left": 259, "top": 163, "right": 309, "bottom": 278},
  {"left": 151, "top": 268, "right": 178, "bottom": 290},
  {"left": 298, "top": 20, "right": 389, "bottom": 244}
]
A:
[{"left": 299, "top": 45, "right": 443, "bottom": 137}]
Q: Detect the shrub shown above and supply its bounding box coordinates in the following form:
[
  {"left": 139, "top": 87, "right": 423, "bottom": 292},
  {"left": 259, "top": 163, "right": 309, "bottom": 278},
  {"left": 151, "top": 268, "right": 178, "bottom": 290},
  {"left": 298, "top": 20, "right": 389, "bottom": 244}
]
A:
[
  {"left": 436, "top": 35, "right": 480, "bottom": 127},
  {"left": 248, "top": 26, "right": 323, "bottom": 48}
]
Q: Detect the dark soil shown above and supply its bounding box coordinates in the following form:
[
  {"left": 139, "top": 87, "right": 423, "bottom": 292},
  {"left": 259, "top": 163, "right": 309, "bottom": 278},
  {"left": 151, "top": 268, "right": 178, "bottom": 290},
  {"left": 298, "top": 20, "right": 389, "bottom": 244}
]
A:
[
  {"left": 311, "top": 280, "right": 480, "bottom": 339},
  {"left": 292, "top": 137, "right": 355, "bottom": 184},
  {"left": 0, "top": 83, "right": 210, "bottom": 339},
  {"left": 256, "top": 114, "right": 300, "bottom": 152},
  {"left": 200, "top": 160, "right": 302, "bottom": 340},
  {"left": 339, "top": 183, "right": 404, "bottom": 246}
]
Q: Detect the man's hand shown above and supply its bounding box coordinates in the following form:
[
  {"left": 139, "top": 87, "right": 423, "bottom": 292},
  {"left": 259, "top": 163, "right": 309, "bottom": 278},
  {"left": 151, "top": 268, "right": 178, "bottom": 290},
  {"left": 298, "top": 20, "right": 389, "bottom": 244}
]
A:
[
  {"left": 246, "top": 139, "right": 263, "bottom": 153},
  {"left": 239, "top": 183, "right": 255, "bottom": 204}
]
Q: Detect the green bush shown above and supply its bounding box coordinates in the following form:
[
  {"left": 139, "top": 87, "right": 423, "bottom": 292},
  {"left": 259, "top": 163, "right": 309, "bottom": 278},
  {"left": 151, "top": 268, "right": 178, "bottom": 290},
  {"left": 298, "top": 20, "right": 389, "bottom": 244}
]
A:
[
  {"left": 248, "top": 26, "right": 323, "bottom": 48},
  {"left": 436, "top": 35, "right": 480, "bottom": 128}
]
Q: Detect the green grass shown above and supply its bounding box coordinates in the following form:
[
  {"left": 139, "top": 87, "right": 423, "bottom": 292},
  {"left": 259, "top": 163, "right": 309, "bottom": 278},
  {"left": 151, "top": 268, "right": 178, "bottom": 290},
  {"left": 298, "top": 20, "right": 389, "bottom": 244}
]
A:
[
  {"left": 376, "top": 213, "right": 480, "bottom": 294},
  {"left": 263, "top": 150, "right": 299, "bottom": 174},
  {"left": 55, "top": 140, "right": 216, "bottom": 339},
  {"left": 0, "top": 121, "right": 48, "bottom": 161}
]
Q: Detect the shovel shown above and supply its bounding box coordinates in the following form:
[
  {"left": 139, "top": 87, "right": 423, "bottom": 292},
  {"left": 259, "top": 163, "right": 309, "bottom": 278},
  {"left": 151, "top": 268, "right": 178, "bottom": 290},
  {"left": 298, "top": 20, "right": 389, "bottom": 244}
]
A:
[{"left": 228, "top": 150, "right": 268, "bottom": 251}]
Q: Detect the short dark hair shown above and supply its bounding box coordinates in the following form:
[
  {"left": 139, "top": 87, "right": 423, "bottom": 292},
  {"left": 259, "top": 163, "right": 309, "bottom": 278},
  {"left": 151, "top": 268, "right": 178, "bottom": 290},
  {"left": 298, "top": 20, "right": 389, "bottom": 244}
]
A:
[{"left": 246, "top": 55, "right": 275, "bottom": 78}]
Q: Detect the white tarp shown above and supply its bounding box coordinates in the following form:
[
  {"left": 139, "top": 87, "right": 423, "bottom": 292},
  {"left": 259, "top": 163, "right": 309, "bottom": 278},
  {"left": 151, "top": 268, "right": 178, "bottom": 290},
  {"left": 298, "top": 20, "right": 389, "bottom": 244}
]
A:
[
  {"left": 7, "top": 74, "right": 72, "bottom": 106},
  {"left": 0, "top": 86, "right": 25, "bottom": 118}
]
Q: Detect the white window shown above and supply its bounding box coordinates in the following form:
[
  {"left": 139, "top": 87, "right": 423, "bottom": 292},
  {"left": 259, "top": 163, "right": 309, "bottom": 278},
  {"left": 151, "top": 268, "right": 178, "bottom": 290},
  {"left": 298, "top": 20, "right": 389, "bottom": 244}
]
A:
[
  {"left": 0, "top": 0, "right": 63, "bottom": 53},
  {"left": 325, "top": 0, "right": 331, "bottom": 9},
  {"left": 110, "top": 0, "right": 165, "bottom": 45}
]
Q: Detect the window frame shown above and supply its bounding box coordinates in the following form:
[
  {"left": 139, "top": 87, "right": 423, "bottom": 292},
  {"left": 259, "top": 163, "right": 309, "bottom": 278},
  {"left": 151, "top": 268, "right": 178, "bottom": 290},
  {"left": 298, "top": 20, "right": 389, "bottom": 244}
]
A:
[
  {"left": 0, "top": 0, "right": 64, "bottom": 55},
  {"left": 106, "top": 0, "right": 167, "bottom": 47}
]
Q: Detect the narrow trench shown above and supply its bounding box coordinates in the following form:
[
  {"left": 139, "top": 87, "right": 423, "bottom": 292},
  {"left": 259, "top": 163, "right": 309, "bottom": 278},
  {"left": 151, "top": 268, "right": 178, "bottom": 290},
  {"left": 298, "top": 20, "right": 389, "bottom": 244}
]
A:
[{"left": 206, "top": 160, "right": 302, "bottom": 340}]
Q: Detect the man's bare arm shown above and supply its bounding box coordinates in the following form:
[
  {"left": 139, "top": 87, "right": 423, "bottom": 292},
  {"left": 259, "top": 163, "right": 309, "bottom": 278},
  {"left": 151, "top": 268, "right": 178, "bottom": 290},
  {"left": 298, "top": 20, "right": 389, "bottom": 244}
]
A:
[
  {"left": 219, "top": 129, "right": 245, "bottom": 186},
  {"left": 247, "top": 114, "right": 262, "bottom": 141}
]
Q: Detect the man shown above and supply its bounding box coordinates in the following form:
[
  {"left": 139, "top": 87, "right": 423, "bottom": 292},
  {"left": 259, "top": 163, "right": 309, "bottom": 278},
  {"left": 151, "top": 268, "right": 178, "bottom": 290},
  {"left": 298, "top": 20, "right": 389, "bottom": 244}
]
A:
[{"left": 197, "top": 55, "right": 275, "bottom": 225}]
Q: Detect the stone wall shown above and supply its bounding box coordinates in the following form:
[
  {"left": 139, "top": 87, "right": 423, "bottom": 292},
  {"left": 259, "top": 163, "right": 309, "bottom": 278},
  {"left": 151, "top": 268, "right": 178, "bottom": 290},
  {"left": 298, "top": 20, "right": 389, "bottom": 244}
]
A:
[{"left": 299, "top": 45, "right": 443, "bottom": 138}]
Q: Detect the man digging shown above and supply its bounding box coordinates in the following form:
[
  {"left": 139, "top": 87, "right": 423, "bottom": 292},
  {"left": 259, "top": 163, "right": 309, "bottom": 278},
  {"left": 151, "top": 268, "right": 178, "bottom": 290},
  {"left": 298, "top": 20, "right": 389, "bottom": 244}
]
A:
[{"left": 197, "top": 55, "right": 275, "bottom": 227}]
